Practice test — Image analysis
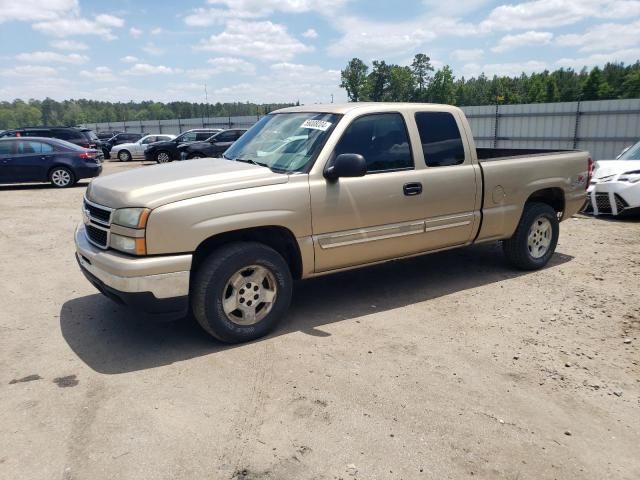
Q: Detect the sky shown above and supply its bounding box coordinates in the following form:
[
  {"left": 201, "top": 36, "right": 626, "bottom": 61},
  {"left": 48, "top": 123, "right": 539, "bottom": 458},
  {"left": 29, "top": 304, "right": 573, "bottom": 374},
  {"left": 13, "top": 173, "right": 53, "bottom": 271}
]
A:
[{"left": 0, "top": 0, "right": 639, "bottom": 104}]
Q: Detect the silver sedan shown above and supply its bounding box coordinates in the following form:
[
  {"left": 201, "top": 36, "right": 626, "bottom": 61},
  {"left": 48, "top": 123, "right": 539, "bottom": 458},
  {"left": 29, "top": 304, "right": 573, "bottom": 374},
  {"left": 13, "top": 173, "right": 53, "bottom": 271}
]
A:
[{"left": 111, "top": 134, "right": 176, "bottom": 162}]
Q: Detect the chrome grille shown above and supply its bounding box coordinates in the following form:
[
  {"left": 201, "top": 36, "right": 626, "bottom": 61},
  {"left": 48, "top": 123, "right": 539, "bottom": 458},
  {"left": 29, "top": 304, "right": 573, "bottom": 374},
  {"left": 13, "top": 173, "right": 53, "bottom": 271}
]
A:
[
  {"left": 83, "top": 197, "right": 112, "bottom": 248},
  {"left": 86, "top": 224, "right": 108, "bottom": 247},
  {"left": 84, "top": 199, "right": 111, "bottom": 224}
]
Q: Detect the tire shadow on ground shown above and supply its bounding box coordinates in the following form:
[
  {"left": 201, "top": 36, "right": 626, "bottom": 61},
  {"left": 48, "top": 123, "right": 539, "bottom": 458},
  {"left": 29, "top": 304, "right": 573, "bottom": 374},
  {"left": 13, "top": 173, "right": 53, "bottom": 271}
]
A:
[{"left": 60, "top": 242, "right": 573, "bottom": 374}]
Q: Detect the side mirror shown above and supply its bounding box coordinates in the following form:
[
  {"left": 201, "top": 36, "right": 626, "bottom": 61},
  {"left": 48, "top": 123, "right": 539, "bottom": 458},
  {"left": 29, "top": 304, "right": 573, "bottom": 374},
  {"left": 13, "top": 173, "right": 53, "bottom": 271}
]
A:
[{"left": 324, "top": 153, "right": 367, "bottom": 180}]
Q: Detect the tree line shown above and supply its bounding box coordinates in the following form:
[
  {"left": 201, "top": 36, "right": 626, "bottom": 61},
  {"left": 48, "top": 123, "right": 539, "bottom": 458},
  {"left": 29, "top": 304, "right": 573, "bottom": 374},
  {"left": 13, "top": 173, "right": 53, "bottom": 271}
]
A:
[
  {"left": 340, "top": 54, "right": 640, "bottom": 105},
  {"left": 0, "top": 99, "right": 295, "bottom": 130}
]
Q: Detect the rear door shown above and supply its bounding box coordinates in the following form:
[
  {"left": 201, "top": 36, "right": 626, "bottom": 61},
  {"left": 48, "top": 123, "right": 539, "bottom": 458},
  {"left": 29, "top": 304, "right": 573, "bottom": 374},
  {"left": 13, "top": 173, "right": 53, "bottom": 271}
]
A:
[{"left": 411, "top": 111, "right": 480, "bottom": 250}]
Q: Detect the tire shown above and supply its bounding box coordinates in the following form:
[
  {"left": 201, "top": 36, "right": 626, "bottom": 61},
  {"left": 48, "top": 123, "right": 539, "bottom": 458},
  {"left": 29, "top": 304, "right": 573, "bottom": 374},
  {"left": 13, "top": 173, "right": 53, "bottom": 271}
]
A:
[
  {"left": 49, "top": 166, "right": 75, "bottom": 188},
  {"left": 503, "top": 202, "right": 559, "bottom": 270},
  {"left": 155, "top": 151, "right": 172, "bottom": 163},
  {"left": 191, "top": 242, "right": 293, "bottom": 343},
  {"left": 118, "top": 150, "right": 131, "bottom": 162},
  {"left": 189, "top": 153, "right": 204, "bottom": 159}
]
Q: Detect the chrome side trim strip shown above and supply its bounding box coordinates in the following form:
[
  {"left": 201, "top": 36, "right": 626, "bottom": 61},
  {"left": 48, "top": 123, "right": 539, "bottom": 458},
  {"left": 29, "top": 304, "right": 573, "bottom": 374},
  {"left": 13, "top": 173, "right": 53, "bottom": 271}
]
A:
[
  {"left": 425, "top": 220, "right": 472, "bottom": 232},
  {"left": 318, "top": 221, "right": 425, "bottom": 249}
]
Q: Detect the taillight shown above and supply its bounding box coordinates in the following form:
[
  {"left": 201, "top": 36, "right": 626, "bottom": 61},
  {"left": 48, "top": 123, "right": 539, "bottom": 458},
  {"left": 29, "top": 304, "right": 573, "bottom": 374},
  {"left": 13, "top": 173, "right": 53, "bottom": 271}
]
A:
[
  {"left": 586, "top": 157, "right": 593, "bottom": 189},
  {"left": 80, "top": 142, "right": 90, "bottom": 148},
  {"left": 79, "top": 152, "right": 96, "bottom": 159}
]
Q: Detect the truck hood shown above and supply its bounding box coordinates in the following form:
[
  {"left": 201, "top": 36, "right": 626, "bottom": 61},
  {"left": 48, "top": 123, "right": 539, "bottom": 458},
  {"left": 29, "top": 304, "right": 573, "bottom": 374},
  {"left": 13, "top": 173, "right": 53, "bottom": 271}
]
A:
[
  {"left": 86, "top": 158, "right": 289, "bottom": 209},
  {"left": 593, "top": 160, "right": 640, "bottom": 179}
]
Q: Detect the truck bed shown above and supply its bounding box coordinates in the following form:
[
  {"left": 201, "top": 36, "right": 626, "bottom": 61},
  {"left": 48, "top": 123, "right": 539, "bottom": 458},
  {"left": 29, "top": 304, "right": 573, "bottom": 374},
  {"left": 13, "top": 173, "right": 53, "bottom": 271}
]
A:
[{"left": 477, "top": 147, "right": 573, "bottom": 162}]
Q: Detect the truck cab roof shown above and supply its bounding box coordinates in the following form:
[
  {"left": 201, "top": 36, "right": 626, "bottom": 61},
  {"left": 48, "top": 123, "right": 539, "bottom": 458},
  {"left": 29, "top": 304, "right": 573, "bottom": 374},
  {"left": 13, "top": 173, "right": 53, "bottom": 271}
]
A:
[{"left": 274, "top": 102, "right": 464, "bottom": 116}]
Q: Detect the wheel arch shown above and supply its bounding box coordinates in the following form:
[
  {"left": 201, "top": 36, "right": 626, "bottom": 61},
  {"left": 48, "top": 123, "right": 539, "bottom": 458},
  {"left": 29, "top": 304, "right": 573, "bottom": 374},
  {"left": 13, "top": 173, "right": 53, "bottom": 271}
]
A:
[
  {"left": 191, "top": 225, "right": 303, "bottom": 280},
  {"left": 525, "top": 187, "right": 565, "bottom": 217}
]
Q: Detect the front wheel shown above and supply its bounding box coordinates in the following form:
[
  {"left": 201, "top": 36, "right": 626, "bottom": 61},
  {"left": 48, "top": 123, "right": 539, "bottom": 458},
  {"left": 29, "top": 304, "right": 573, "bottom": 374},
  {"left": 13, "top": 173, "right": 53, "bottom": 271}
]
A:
[
  {"left": 155, "top": 151, "right": 172, "bottom": 163},
  {"left": 503, "top": 202, "right": 559, "bottom": 270},
  {"left": 49, "top": 167, "right": 75, "bottom": 188},
  {"left": 118, "top": 150, "right": 131, "bottom": 162},
  {"left": 189, "top": 153, "right": 204, "bottom": 159},
  {"left": 191, "top": 242, "right": 293, "bottom": 343}
]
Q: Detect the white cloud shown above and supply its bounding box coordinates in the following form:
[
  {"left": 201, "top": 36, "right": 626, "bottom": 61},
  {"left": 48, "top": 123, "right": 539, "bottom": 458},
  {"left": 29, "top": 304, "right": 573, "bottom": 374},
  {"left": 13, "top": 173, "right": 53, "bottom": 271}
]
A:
[
  {"left": 129, "top": 27, "right": 143, "bottom": 38},
  {"left": 121, "top": 55, "right": 139, "bottom": 63},
  {"left": 461, "top": 60, "right": 549, "bottom": 78},
  {"left": 95, "top": 14, "right": 124, "bottom": 28},
  {"left": 481, "top": 0, "right": 640, "bottom": 32},
  {"left": 50, "top": 39, "right": 88, "bottom": 51},
  {"left": 142, "top": 42, "right": 165, "bottom": 56},
  {"left": 80, "top": 66, "right": 116, "bottom": 82},
  {"left": 33, "top": 15, "right": 124, "bottom": 40},
  {"left": 327, "top": 15, "right": 478, "bottom": 58},
  {"left": 492, "top": 31, "right": 553, "bottom": 53},
  {"left": 124, "top": 63, "right": 178, "bottom": 75},
  {"left": 151, "top": 27, "right": 163, "bottom": 35},
  {"left": 16, "top": 51, "right": 89, "bottom": 64},
  {"left": 188, "top": 57, "right": 257, "bottom": 79},
  {"left": 208, "top": 56, "right": 256, "bottom": 73},
  {"left": 195, "top": 20, "right": 313, "bottom": 61},
  {"left": 198, "top": 62, "right": 343, "bottom": 104},
  {"left": 451, "top": 49, "right": 483, "bottom": 62},
  {"left": 302, "top": 28, "right": 318, "bottom": 38},
  {"left": 556, "top": 48, "right": 640, "bottom": 70},
  {"left": 556, "top": 21, "right": 640, "bottom": 52},
  {"left": 184, "top": 0, "right": 348, "bottom": 26},
  {"left": 0, "top": 0, "right": 77, "bottom": 23},
  {"left": 0, "top": 65, "right": 58, "bottom": 77}
]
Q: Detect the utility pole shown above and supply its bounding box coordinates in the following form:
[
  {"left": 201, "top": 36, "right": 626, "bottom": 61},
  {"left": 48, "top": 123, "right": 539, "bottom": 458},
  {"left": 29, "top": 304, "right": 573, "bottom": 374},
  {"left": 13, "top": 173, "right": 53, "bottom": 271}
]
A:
[
  {"left": 204, "top": 82, "right": 210, "bottom": 126},
  {"left": 330, "top": 93, "right": 334, "bottom": 103}
]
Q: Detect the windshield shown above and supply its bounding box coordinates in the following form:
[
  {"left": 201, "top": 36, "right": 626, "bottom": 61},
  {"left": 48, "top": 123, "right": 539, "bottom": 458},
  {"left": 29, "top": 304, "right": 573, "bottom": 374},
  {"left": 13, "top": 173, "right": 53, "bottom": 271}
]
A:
[
  {"left": 223, "top": 112, "right": 340, "bottom": 172},
  {"left": 617, "top": 141, "right": 640, "bottom": 160}
]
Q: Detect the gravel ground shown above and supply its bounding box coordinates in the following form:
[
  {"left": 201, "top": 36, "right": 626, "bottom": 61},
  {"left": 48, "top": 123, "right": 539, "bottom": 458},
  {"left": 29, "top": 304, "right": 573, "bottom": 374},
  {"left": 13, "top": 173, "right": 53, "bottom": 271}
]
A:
[{"left": 1, "top": 160, "right": 639, "bottom": 480}]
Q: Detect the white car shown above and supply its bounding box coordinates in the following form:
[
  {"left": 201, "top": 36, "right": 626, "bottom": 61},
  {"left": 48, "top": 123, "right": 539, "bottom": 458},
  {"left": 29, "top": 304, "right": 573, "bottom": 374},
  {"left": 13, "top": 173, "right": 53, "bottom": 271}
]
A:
[
  {"left": 111, "top": 134, "right": 176, "bottom": 162},
  {"left": 585, "top": 141, "right": 640, "bottom": 216}
]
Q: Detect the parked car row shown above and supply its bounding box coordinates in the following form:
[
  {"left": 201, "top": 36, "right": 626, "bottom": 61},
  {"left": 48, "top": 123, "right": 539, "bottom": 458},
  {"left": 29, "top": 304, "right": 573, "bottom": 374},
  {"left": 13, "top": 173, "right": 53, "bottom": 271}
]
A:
[{"left": 0, "top": 126, "right": 101, "bottom": 150}]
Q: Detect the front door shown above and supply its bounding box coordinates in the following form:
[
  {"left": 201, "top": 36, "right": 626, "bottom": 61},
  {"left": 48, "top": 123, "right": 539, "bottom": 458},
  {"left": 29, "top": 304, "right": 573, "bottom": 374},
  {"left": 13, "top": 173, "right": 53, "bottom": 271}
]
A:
[
  {"left": 309, "top": 112, "right": 430, "bottom": 272},
  {"left": 9, "top": 140, "right": 53, "bottom": 182}
]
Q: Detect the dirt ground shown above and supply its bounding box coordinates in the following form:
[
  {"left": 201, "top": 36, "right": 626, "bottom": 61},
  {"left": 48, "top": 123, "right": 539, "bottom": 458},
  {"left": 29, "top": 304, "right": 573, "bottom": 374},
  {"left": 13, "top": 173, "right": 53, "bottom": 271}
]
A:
[{"left": 1, "top": 160, "right": 639, "bottom": 480}]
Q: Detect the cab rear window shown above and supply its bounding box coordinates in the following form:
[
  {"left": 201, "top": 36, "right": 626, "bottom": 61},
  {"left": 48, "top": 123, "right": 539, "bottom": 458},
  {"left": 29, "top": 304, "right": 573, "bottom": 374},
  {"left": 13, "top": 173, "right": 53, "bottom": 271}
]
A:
[{"left": 414, "top": 112, "right": 465, "bottom": 167}]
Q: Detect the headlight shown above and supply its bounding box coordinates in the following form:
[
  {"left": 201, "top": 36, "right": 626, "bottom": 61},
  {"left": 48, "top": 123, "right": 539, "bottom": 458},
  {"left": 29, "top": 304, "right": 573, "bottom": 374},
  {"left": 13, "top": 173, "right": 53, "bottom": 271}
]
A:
[
  {"left": 112, "top": 207, "right": 150, "bottom": 228},
  {"left": 111, "top": 233, "right": 146, "bottom": 255}
]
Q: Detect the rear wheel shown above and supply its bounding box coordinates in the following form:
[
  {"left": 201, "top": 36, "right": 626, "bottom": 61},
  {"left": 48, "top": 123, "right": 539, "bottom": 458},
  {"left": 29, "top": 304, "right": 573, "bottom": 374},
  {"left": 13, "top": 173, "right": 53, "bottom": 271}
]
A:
[
  {"left": 189, "top": 153, "right": 205, "bottom": 159},
  {"left": 49, "top": 167, "right": 75, "bottom": 188},
  {"left": 503, "top": 202, "right": 559, "bottom": 270},
  {"left": 191, "top": 242, "right": 293, "bottom": 343},
  {"left": 155, "top": 151, "right": 172, "bottom": 163},
  {"left": 118, "top": 150, "right": 131, "bottom": 162}
]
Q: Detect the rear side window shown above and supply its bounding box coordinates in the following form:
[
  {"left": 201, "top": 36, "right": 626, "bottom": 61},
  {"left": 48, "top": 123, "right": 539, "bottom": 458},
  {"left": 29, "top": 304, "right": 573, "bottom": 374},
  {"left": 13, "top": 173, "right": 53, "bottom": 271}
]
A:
[
  {"left": 335, "top": 113, "right": 412, "bottom": 173},
  {"left": 215, "top": 131, "right": 236, "bottom": 142},
  {"left": 415, "top": 112, "right": 465, "bottom": 167},
  {"left": 17, "top": 140, "right": 52, "bottom": 154},
  {"left": 196, "top": 132, "right": 212, "bottom": 141},
  {"left": 54, "top": 130, "right": 82, "bottom": 141}
]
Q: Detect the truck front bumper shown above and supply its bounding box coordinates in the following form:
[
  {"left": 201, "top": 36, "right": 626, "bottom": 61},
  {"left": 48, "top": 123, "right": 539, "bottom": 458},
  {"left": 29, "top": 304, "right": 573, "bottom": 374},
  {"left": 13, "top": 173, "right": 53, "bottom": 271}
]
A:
[{"left": 75, "top": 224, "right": 192, "bottom": 317}]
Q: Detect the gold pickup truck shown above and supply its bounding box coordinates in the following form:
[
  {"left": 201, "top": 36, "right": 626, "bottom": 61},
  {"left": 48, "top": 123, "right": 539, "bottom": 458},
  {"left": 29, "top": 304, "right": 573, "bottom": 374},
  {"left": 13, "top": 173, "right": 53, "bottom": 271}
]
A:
[{"left": 75, "top": 103, "right": 591, "bottom": 342}]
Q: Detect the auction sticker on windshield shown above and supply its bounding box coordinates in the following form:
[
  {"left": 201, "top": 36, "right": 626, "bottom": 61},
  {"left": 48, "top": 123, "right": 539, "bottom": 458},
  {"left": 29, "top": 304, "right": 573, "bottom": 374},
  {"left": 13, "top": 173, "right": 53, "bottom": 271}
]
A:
[{"left": 300, "top": 119, "right": 332, "bottom": 131}]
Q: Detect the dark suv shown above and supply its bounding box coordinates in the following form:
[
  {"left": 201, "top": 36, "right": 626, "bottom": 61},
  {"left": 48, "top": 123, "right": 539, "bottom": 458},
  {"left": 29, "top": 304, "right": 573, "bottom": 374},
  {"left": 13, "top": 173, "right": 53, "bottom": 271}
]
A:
[
  {"left": 178, "top": 129, "right": 247, "bottom": 160},
  {"left": 144, "top": 128, "right": 223, "bottom": 163},
  {"left": 0, "top": 127, "right": 101, "bottom": 151}
]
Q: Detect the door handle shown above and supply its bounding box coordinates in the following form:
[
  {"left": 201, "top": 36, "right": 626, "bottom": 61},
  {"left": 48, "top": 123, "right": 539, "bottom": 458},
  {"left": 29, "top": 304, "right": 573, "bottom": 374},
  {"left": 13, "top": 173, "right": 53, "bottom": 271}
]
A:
[{"left": 403, "top": 182, "right": 423, "bottom": 196}]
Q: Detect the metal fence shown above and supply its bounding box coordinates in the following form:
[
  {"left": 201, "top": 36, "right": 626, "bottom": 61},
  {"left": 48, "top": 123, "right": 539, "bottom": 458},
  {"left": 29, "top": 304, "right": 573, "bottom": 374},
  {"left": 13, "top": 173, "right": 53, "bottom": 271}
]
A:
[{"left": 83, "top": 99, "right": 640, "bottom": 160}]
